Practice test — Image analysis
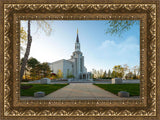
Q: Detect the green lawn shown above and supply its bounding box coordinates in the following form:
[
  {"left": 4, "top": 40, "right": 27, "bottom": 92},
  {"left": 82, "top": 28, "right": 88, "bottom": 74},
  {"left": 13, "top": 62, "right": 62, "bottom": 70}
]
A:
[
  {"left": 94, "top": 84, "right": 140, "bottom": 96},
  {"left": 21, "top": 84, "right": 68, "bottom": 96}
]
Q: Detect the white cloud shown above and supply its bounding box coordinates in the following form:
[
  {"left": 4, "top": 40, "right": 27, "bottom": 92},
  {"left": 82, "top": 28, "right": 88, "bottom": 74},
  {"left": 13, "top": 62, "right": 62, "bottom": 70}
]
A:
[{"left": 98, "top": 36, "right": 140, "bottom": 66}]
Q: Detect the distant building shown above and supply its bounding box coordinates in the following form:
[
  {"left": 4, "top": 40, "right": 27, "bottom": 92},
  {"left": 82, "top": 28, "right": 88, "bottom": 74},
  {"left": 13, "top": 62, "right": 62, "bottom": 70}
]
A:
[{"left": 48, "top": 29, "right": 91, "bottom": 79}]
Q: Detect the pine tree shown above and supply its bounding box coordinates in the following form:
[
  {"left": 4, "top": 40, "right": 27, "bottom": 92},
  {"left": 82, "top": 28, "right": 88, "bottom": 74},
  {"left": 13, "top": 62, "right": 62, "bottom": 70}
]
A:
[
  {"left": 108, "top": 69, "right": 111, "bottom": 77},
  {"left": 102, "top": 70, "right": 107, "bottom": 79}
]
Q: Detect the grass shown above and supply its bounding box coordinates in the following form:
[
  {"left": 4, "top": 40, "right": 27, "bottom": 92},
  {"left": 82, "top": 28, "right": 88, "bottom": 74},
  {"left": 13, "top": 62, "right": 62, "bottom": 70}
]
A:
[
  {"left": 21, "top": 84, "right": 68, "bottom": 96},
  {"left": 94, "top": 84, "right": 140, "bottom": 96}
]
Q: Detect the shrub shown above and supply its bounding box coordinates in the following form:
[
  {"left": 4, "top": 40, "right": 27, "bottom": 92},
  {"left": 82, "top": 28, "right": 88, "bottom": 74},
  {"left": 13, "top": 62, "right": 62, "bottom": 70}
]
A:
[
  {"left": 21, "top": 79, "right": 29, "bottom": 82},
  {"left": 67, "top": 75, "right": 74, "bottom": 78}
]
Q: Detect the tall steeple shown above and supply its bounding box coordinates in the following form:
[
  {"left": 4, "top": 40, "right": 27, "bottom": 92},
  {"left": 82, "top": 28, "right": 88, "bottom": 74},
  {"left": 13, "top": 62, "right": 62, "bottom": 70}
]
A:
[
  {"left": 76, "top": 28, "right": 79, "bottom": 43},
  {"left": 75, "top": 28, "right": 80, "bottom": 51}
]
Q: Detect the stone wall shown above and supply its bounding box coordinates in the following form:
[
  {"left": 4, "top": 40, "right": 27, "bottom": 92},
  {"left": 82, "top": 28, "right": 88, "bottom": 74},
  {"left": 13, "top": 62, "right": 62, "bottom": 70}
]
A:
[
  {"left": 48, "top": 59, "right": 64, "bottom": 75},
  {"left": 48, "top": 59, "right": 74, "bottom": 79},
  {"left": 63, "top": 60, "right": 73, "bottom": 78}
]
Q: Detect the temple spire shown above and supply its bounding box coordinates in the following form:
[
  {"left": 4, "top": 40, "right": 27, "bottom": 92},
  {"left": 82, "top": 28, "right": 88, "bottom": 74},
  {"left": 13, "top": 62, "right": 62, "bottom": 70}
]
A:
[
  {"left": 75, "top": 28, "right": 80, "bottom": 51},
  {"left": 76, "top": 28, "right": 79, "bottom": 43}
]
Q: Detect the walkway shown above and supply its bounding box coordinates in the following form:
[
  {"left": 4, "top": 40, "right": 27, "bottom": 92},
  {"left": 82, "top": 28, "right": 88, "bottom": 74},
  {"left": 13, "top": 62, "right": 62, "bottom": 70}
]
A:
[
  {"left": 45, "top": 83, "right": 121, "bottom": 100},
  {"left": 21, "top": 83, "right": 122, "bottom": 100}
]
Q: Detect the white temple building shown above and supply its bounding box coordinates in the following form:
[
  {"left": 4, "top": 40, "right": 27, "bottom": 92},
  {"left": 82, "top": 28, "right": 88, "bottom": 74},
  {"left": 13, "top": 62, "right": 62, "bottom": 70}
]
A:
[{"left": 48, "top": 29, "right": 91, "bottom": 80}]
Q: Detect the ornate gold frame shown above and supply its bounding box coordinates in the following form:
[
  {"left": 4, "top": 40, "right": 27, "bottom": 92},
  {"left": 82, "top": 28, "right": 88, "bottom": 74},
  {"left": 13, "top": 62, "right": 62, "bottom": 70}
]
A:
[{"left": 0, "top": 0, "right": 160, "bottom": 119}]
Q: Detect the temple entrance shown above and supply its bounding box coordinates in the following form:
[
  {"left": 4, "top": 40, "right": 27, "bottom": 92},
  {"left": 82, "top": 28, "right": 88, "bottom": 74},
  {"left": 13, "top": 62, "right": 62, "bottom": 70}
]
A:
[{"left": 81, "top": 72, "right": 92, "bottom": 80}]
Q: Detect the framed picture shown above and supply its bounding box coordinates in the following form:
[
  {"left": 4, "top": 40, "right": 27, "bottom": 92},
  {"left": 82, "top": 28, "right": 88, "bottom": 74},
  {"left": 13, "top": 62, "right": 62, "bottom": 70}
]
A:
[
  {"left": 20, "top": 19, "right": 141, "bottom": 102},
  {"left": 0, "top": 0, "right": 160, "bottom": 119}
]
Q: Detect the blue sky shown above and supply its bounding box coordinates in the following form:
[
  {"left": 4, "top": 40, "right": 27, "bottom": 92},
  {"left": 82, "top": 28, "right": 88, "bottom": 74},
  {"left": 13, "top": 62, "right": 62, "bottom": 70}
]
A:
[{"left": 20, "top": 20, "right": 140, "bottom": 72}]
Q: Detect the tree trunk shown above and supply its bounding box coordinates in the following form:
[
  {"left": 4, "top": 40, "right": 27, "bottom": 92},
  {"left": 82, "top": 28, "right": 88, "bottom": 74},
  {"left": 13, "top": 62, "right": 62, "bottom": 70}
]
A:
[{"left": 20, "top": 20, "right": 32, "bottom": 82}]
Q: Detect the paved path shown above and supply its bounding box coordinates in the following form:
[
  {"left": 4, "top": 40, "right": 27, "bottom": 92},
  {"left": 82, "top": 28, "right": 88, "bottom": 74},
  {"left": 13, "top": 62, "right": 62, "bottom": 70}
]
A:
[{"left": 21, "top": 83, "right": 124, "bottom": 100}]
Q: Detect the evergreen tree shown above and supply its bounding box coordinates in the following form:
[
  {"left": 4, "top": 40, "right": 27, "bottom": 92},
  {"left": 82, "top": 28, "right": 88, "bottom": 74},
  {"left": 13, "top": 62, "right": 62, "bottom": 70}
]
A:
[
  {"left": 108, "top": 69, "right": 111, "bottom": 77},
  {"left": 102, "top": 70, "right": 107, "bottom": 79}
]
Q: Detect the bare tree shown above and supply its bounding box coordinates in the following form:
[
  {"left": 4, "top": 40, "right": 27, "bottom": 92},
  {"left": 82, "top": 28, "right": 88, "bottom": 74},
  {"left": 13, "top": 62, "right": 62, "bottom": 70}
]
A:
[
  {"left": 20, "top": 20, "right": 52, "bottom": 81},
  {"left": 20, "top": 20, "right": 32, "bottom": 81}
]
